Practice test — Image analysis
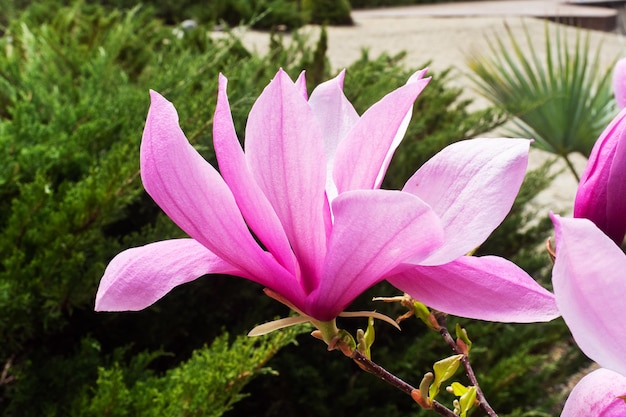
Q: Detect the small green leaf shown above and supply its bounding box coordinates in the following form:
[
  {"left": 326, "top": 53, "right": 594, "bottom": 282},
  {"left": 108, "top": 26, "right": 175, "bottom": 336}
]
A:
[
  {"left": 449, "top": 381, "right": 469, "bottom": 396},
  {"left": 455, "top": 323, "right": 473, "bottom": 353},
  {"left": 429, "top": 354, "right": 463, "bottom": 399},
  {"left": 413, "top": 301, "right": 437, "bottom": 330},
  {"left": 458, "top": 386, "right": 477, "bottom": 417}
]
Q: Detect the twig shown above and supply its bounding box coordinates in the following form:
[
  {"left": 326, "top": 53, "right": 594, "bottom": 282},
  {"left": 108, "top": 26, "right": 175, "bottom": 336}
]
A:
[
  {"left": 351, "top": 349, "right": 457, "bottom": 417},
  {"left": 0, "top": 355, "right": 15, "bottom": 386},
  {"left": 434, "top": 313, "right": 498, "bottom": 417}
]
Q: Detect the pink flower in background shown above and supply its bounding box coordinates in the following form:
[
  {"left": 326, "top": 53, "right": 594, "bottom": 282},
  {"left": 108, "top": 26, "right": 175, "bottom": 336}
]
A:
[
  {"left": 96, "top": 69, "right": 557, "bottom": 327},
  {"left": 551, "top": 215, "right": 626, "bottom": 416},
  {"left": 612, "top": 58, "right": 626, "bottom": 110},
  {"left": 561, "top": 369, "right": 626, "bottom": 417},
  {"left": 574, "top": 109, "right": 626, "bottom": 245}
]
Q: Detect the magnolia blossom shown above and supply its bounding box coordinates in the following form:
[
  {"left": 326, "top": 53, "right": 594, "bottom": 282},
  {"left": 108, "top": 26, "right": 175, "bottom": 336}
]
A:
[
  {"left": 96, "top": 69, "right": 557, "bottom": 332},
  {"left": 574, "top": 109, "right": 626, "bottom": 245},
  {"left": 551, "top": 215, "right": 626, "bottom": 416},
  {"left": 613, "top": 58, "right": 626, "bottom": 110}
]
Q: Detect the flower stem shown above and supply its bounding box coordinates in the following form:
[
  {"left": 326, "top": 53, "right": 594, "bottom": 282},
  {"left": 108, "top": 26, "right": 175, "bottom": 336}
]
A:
[
  {"left": 433, "top": 312, "right": 499, "bottom": 417},
  {"left": 313, "top": 319, "right": 340, "bottom": 345}
]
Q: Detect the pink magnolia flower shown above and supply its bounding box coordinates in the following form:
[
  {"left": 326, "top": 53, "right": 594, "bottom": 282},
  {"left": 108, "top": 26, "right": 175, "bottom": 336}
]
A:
[
  {"left": 561, "top": 369, "right": 626, "bottom": 417},
  {"left": 96, "top": 69, "right": 557, "bottom": 332},
  {"left": 574, "top": 109, "right": 626, "bottom": 245},
  {"left": 551, "top": 214, "right": 626, "bottom": 416},
  {"left": 613, "top": 58, "right": 626, "bottom": 110}
]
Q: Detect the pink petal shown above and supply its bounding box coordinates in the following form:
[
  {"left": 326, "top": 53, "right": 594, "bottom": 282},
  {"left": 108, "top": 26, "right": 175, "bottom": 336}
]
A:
[
  {"left": 245, "top": 69, "right": 328, "bottom": 293},
  {"left": 552, "top": 215, "right": 626, "bottom": 375},
  {"left": 308, "top": 70, "right": 360, "bottom": 200},
  {"left": 140, "top": 91, "right": 300, "bottom": 302},
  {"left": 213, "top": 75, "right": 296, "bottom": 272},
  {"left": 306, "top": 189, "right": 444, "bottom": 320},
  {"left": 387, "top": 255, "right": 559, "bottom": 322},
  {"left": 96, "top": 239, "right": 243, "bottom": 311},
  {"left": 574, "top": 109, "right": 626, "bottom": 245},
  {"left": 561, "top": 369, "right": 626, "bottom": 417},
  {"left": 295, "top": 70, "right": 308, "bottom": 100},
  {"left": 613, "top": 58, "right": 626, "bottom": 110},
  {"left": 333, "top": 70, "right": 430, "bottom": 194},
  {"left": 375, "top": 69, "right": 429, "bottom": 188},
  {"left": 403, "top": 138, "right": 530, "bottom": 265}
]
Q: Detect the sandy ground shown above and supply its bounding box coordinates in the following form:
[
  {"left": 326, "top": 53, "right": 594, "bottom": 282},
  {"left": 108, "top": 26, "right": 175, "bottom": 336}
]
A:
[{"left": 229, "top": 13, "right": 626, "bottom": 213}]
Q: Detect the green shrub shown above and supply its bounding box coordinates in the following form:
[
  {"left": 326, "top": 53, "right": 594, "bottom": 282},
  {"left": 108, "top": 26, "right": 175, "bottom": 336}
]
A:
[
  {"left": 0, "top": 3, "right": 321, "bottom": 414},
  {"left": 71, "top": 329, "right": 305, "bottom": 417},
  {"left": 302, "top": 0, "right": 353, "bottom": 25},
  {"left": 0, "top": 0, "right": 308, "bottom": 29}
]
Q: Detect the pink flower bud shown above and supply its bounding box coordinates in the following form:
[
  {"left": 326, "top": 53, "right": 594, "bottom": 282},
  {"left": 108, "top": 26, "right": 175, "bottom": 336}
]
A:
[{"left": 574, "top": 109, "right": 626, "bottom": 245}]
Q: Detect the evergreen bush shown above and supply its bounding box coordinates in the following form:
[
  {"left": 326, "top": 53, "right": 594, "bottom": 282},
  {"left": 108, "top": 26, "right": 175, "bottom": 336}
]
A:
[
  {"left": 71, "top": 329, "right": 305, "bottom": 417},
  {"left": 0, "top": 3, "right": 319, "bottom": 415},
  {"left": 302, "top": 0, "right": 353, "bottom": 25},
  {"left": 0, "top": 0, "right": 356, "bottom": 29}
]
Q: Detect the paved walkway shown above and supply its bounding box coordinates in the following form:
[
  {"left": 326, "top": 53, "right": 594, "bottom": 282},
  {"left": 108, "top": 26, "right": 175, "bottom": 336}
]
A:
[{"left": 352, "top": 0, "right": 621, "bottom": 31}]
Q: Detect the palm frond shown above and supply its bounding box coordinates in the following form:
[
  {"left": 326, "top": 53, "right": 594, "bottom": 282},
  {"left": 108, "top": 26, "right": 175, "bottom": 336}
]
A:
[{"left": 467, "top": 21, "right": 617, "bottom": 168}]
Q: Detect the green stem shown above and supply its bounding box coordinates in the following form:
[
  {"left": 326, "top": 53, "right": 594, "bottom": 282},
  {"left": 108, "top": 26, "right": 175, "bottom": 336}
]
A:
[
  {"left": 562, "top": 153, "right": 581, "bottom": 183},
  {"left": 313, "top": 319, "right": 340, "bottom": 345}
]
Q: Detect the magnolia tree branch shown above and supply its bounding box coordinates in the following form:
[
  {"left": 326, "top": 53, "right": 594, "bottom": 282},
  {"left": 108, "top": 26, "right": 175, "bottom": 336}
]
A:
[
  {"left": 344, "top": 296, "right": 499, "bottom": 416},
  {"left": 434, "top": 312, "right": 499, "bottom": 417},
  {"left": 350, "top": 349, "right": 457, "bottom": 417}
]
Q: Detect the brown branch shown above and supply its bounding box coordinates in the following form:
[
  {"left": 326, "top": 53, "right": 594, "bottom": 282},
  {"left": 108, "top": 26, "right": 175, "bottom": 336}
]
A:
[
  {"left": 350, "top": 349, "right": 457, "bottom": 417},
  {"left": 434, "top": 313, "right": 498, "bottom": 417}
]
